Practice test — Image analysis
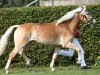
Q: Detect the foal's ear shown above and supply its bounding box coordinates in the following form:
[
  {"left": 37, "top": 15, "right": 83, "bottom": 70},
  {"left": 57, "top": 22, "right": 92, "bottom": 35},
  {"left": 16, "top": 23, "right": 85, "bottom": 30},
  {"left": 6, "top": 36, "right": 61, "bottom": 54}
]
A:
[
  {"left": 79, "top": 5, "right": 86, "bottom": 11},
  {"left": 79, "top": 5, "right": 86, "bottom": 8},
  {"left": 82, "top": 5, "right": 86, "bottom": 8}
]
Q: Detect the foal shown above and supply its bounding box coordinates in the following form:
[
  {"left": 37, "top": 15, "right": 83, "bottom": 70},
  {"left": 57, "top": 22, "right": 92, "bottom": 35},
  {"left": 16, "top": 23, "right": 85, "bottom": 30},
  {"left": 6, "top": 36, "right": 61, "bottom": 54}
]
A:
[{"left": 0, "top": 5, "right": 96, "bottom": 74}]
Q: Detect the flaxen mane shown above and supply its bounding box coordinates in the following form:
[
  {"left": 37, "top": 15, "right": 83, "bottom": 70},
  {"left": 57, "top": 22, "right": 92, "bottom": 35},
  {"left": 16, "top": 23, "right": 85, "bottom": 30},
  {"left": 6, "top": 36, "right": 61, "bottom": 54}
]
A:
[{"left": 56, "top": 7, "right": 83, "bottom": 25}]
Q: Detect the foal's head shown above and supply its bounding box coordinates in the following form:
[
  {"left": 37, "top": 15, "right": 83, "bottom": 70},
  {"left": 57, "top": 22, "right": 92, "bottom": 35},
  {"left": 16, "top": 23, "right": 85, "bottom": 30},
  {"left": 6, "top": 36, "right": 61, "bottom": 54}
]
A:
[
  {"left": 56, "top": 5, "right": 96, "bottom": 27},
  {"left": 78, "top": 5, "right": 96, "bottom": 26}
]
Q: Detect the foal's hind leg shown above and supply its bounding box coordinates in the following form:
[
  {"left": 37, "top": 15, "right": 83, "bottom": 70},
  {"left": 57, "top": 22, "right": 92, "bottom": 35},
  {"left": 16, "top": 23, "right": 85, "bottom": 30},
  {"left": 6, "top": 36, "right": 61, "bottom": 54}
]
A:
[
  {"left": 19, "top": 49, "right": 31, "bottom": 68},
  {"left": 5, "top": 36, "right": 29, "bottom": 74},
  {"left": 5, "top": 46, "right": 23, "bottom": 74}
]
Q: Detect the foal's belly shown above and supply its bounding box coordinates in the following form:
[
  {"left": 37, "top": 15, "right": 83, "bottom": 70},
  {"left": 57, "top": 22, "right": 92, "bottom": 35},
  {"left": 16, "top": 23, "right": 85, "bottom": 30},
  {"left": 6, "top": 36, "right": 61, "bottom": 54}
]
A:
[
  {"left": 37, "top": 38, "right": 60, "bottom": 45},
  {"left": 29, "top": 32, "right": 60, "bottom": 45}
]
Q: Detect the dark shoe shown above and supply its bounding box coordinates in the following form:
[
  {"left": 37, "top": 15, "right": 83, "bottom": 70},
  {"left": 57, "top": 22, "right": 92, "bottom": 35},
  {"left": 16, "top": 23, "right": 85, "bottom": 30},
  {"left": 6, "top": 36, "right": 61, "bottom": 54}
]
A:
[{"left": 81, "top": 66, "right": 92, "bottom": 69}]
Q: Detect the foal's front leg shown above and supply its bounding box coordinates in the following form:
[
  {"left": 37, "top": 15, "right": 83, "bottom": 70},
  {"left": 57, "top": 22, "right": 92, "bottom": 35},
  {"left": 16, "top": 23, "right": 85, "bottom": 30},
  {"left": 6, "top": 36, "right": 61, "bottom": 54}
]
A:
[
  {"left": 50, "top": 47, "right": 59, "bottom": 72},
  {"left": 66, "top": 42, "right": 81, "bottom": 64}
]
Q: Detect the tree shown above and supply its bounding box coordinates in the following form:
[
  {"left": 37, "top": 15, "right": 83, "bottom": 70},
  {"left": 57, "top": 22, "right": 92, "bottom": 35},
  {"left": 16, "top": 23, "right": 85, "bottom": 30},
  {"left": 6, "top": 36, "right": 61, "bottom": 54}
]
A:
[
  {"left": 7, "top": 0, "right": 15, "bottom": 7},
  {"left": 0, "top": 0, "right": 8, "bottom": 7}
]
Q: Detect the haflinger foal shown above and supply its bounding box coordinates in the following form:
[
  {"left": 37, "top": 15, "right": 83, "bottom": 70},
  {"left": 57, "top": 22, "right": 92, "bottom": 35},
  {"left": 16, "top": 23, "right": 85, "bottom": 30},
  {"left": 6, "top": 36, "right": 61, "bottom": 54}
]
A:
[{"left": 0, "top": 5, "right": 96, "bottom": 74}]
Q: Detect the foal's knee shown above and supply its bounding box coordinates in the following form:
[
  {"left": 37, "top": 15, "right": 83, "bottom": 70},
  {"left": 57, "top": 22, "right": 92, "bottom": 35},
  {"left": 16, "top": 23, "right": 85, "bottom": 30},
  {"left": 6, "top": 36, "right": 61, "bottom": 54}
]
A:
[{"left": 8, "top": 53, "right": 14, "bottom": 60}]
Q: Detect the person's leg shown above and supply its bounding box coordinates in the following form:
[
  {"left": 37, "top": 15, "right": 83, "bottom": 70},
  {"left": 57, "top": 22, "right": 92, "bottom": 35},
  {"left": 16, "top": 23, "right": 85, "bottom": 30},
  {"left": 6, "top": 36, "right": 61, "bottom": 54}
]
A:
[{"left": 58, "top": 49, "right": 74, "bottom": 57}]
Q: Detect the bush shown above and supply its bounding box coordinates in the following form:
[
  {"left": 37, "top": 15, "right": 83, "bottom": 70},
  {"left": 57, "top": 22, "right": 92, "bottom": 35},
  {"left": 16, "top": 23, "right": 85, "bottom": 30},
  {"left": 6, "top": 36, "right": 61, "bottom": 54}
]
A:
[
  {"left": 94, "top": 56, "right": 100, "bottom": 67},
  {"left": 0, "top": 5, "right": 100, "bottom": 67}
]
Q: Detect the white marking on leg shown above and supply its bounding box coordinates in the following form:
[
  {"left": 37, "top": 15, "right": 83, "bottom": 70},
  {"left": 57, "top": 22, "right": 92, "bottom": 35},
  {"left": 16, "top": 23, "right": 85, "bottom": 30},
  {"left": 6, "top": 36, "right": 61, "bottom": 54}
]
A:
[
  {"left": 50, "top": 50, "right": 58, "bottom": 72},
  {"left": 4, "top": 46, "right": 23, "bottom": 74},
  {"left": 5, "top": 60, "right": 11, "bottom": 74},
  {"left": 76, "top": 51, "right": 81, "bottom": 64}
]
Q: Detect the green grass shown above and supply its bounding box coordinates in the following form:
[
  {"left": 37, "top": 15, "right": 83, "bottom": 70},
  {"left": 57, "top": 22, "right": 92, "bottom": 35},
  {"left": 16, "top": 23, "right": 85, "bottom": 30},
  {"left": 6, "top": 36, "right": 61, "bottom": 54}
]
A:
[{"left": 0, "top": 66, "right": 100, "bottom": 75}]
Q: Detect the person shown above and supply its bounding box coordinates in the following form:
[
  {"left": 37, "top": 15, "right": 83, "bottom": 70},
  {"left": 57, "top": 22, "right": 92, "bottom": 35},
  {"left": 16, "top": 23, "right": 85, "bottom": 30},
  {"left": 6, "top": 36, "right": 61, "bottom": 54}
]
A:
[{"left": 50, "top": 24, "right": 91, "bottom": 69}]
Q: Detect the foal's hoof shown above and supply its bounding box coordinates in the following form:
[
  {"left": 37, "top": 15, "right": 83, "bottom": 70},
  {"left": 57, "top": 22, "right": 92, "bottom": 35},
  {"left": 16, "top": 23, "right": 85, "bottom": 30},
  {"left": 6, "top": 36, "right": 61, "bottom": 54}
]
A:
[
  {"left": 5, "top": 70, "right": 9, "bottom": 75},
  {"left": 51, "top": 68, "right": 55, "bottom": 72},
  {"left": 76, "top": 58, "right": 81, "bottom": 64},
  {"left": 25, "top": 64, "right": 31, "bottom": 69},
  {"left": 76, "top": 60, "right": 81, "bottom": 64}
]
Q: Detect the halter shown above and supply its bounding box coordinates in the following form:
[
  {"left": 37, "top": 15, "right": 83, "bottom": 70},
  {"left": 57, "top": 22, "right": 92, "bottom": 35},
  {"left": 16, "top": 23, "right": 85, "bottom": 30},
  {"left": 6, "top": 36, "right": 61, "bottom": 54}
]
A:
[
  {"left": 87, "top": 17, "right": 94, "bottom": 24},
  {"left": 81, "top": 15, "right": 87, "bottom": 22},
  {"left": 81, "top": 12, "right": 94, "bottom": 24}
]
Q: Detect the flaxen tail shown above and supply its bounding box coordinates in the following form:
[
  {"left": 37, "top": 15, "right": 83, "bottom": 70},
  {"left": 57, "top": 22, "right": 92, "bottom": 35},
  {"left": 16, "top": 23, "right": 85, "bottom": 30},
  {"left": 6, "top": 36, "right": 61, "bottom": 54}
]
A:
[{"left": 0, "top": 25, "right": 19, "bottom": 56}]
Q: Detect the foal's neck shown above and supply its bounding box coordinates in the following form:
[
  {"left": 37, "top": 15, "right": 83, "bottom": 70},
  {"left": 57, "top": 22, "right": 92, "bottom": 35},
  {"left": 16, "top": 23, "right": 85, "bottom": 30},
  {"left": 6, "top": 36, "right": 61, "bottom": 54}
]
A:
[{"left": 68, "top": 14, "right": 80, "bottom": 31}]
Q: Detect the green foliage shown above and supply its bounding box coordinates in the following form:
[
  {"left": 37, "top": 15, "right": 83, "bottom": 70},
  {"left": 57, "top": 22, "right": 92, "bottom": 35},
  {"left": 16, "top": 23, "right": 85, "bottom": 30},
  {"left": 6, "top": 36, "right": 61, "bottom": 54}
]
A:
[
  {"left": 94, "top": 56, "right": 100, "bottom": 67},
  {"left": 0, "top": 5, "right": 100, "bottom": 67}
]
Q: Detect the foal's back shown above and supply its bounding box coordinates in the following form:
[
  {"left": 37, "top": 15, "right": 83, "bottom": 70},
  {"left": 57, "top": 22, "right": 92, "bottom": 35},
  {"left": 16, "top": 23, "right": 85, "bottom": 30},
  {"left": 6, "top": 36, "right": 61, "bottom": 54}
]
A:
[{"left": 14, "top": 23, "right": 60, "bottom": 45}]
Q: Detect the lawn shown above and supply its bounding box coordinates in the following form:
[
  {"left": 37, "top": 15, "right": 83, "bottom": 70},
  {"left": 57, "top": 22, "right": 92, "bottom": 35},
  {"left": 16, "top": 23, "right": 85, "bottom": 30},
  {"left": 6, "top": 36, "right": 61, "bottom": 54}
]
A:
[{"left": 0, "top": 66, "right": 100, "bottom": 75}]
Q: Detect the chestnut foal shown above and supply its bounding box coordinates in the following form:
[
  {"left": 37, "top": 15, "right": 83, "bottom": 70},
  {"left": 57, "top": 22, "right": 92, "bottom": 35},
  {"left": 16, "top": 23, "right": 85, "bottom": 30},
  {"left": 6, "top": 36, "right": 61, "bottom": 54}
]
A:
[{"left": 0, "top": 5, "right": 96, "bottom": 74}]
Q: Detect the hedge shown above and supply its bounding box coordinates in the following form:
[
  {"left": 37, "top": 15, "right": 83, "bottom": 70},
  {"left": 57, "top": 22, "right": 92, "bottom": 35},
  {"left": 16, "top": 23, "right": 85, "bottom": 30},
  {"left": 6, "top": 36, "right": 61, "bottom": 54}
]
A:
[{"left": 0, "top": 5, "right": 100, "bottom": 67}]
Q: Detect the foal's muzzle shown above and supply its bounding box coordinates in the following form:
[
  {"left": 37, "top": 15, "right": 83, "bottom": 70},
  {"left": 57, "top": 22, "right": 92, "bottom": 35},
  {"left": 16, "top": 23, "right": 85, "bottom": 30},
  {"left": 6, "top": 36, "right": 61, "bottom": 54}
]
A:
[{"left": 87, "top": 17, "right": 96, "bottom": 27}]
